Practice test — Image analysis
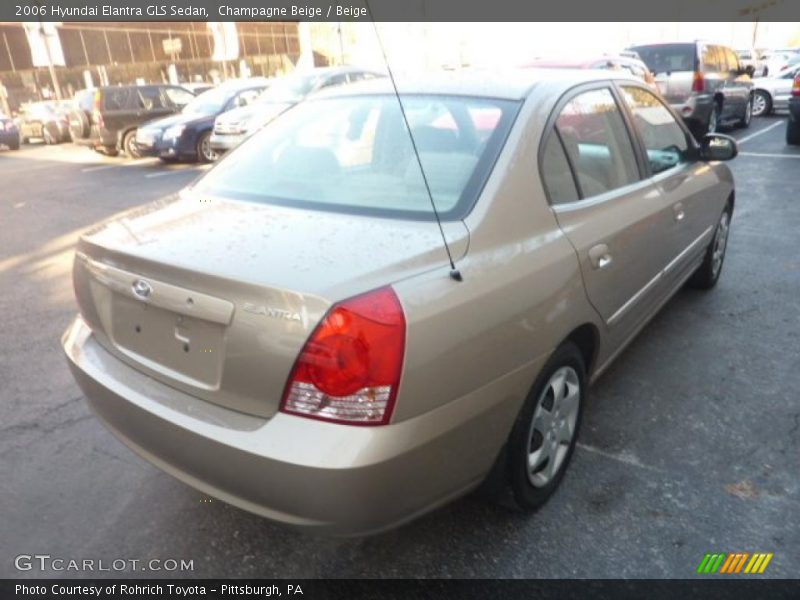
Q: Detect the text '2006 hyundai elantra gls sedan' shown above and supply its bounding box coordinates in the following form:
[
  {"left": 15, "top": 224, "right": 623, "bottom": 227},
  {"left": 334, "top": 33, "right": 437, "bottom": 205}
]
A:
[{"left": 63, "top": 70, "right": 737, "bottom": 535}]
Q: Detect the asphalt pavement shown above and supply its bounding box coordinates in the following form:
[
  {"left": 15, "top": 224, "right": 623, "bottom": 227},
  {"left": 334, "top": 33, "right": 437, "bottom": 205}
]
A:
[{"left": 1, "top": 117, "right": 798, "bottom": 578}]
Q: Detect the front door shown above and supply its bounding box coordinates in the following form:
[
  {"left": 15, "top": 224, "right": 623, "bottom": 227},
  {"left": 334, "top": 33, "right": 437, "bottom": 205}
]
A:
[{"left": 540, "top": 85, "right": 678, "bottom": 343}]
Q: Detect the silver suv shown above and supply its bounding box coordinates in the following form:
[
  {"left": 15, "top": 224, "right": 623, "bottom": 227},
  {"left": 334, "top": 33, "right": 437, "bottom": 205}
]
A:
[{"left": 629, "top": 42, "right": 754, "bottom": 138}]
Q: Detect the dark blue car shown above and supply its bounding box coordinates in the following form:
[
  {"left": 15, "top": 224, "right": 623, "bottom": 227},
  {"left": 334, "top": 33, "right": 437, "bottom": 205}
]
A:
[
  {"left": 135, "top": 78, "right": 269, "bottom": 163},
  {"left": 0, "top": 114, "right": 20, "bottom": 151}
]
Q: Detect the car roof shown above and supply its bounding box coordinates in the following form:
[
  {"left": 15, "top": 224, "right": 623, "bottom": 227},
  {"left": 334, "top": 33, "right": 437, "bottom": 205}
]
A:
[{"left": 313, "top": 68, "right": 642, "bottom": 101}]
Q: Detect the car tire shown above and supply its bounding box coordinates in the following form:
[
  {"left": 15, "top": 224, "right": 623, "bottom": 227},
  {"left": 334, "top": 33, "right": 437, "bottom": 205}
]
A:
[
  {"left": 787, "top": 119, "right": 800, "bottom": 146},
  {"left": 752, "top": 90, "right": 772, "bottom": 117},
  {"left": 737, "top": 97, "right": 753, "bottom": 128},
  {"left": 122, "top": 130, "right": 141, "bottom": 159},
  {"left": 504, "top": 341, "right": 586, "bottom": 512},
  {"left": 97, "top": 146, "right": 119, "bottom": 157},
  {"left": 9, "top": 137, "right": 20, "bottom": 151},
  {"left": 689, "top": 204, "right": 732, "bottom": 290},
  {"left": 43, "top": 127, "right": 55, "bottom": 145},
  {"left": 196, "top": 131, "right": 217, "bottom": 163}
]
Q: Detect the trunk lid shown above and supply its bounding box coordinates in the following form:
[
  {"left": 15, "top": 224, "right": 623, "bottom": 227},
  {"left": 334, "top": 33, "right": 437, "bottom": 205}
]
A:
[{"left": 73, "top": 192, "right": 468, "bottom": 418}]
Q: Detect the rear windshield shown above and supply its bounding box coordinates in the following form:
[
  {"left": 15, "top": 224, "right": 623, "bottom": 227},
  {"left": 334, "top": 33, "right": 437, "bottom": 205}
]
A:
[
  {"left": 630, "top": 44, "right": 697, "bottom": 74},
  {"left": 193, "top": 94, "right": 519, "bottom": 221}
]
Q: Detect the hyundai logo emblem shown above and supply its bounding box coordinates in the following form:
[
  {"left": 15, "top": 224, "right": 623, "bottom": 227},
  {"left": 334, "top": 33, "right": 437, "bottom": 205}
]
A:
[{"left": 132, "top": 279, "right": 153, "bottom": 299}]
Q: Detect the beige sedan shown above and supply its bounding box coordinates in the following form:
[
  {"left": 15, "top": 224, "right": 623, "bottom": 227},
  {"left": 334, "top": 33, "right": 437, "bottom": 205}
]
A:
[{"left": 63, "top": 70, "right": 737, "bottom": 535}]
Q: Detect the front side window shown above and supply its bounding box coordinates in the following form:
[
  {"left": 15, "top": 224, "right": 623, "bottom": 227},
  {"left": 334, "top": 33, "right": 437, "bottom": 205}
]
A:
[
  {"left": 620, "top": 86, "right": 690, "bottom": 174},
  {"left": 164, "top": 86, "right": 194, "bottom": 108},
  {"left": 554, "top": 88, "right": 640, "bottom": 198},
  {"left": 137, "top": 87, "right": 165, "bottom": 110},
  {"left": 193, "top": 95, "right": 519, "bottom": 220}
]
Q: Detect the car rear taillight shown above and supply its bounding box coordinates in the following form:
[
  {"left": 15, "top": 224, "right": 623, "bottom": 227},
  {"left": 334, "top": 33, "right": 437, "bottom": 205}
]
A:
[
  {"left": 692, "top": 71, "right": 705, "bottom": 93},
  {"left": 792, "top": 74, "right": 800, "bottom": 97},
  {"left": 92, "top": 90, "right": 103, "bottom": 127},
  {"left": 280, "top": 287, "right": 406, "bottom": 426}
]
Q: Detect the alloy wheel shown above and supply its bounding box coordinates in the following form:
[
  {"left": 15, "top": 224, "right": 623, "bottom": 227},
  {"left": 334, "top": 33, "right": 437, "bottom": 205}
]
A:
[
  {"left": 526, "top": 366, "right": 581, "bottom": 488},
  {"left": 752, "top": 92, "right": 768, "bottom": 117},
  {"left": 199, "top": 136, "right": 217, "bottom": 162}
]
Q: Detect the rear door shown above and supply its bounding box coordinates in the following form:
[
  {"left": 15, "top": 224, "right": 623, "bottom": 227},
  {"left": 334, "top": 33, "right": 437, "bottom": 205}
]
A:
[
  {"left": 541, "top": 84, "right": 678, "bottom": 342},
  {"left": 616, "top": 83, "right": 721, "bottom": 282}
]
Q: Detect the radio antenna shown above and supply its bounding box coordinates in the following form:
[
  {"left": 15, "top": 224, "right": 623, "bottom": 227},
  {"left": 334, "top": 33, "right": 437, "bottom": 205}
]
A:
[{"left": 362, "top": 1, "right": 463, "bottom": 282}]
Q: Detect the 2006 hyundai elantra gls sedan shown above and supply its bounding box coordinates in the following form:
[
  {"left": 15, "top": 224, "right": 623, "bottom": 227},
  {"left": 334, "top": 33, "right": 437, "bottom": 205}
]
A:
[{"left": 63, "top": 70, "right": 737, "bottom": 535}]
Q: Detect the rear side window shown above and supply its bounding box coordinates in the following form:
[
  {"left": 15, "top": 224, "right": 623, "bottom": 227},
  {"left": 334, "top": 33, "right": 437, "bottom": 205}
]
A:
[
  {"left": 702, "top": 46, "right": 723, "bottom": 72},
  {"left": 631, "top": 44, "right": 696, "bottom": 74},
  {"left": 194, "top": 94, "right": 519, "bottom": 220},
  {"left": 103, "top": 88, "right": 131, "bottom": 110},
  {"left": 554, "top": 88, "right": 640, "bottom": 198},
  {"left": 619, "top": 86, "right": 690, "bottom": 174},
  {"left": 541, "top": 133, "right": 579, "bottom": 205},
  {"left": 724, "top": 48, "right": 740, "bottom": 72}
]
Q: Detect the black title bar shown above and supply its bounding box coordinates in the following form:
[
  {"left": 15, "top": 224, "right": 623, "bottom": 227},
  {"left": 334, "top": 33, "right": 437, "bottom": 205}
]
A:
[
  {"left": 3, "top": 0, "right": 800, "bottom": 22},
  {"left": 3, "top": 579, "right": 800, "bottom": 600}
]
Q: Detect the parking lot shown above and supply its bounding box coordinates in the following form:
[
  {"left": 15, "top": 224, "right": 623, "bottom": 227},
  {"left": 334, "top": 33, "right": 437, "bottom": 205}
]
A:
[{"left": 1, "top": 114, "right": 798, "bottom": 578}]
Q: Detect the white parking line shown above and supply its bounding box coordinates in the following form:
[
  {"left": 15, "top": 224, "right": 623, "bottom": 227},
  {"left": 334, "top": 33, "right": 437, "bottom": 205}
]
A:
[
  {"left": 738, "top": 152, "right": 800, "bottom": 159},
  {"left": 736, "top": 121, "right": 784, "bottom": 144},
  {"left": 576, "top": 443, "right": 666, "bottom": 473},
  {"left": 144, "top": 168, "right": 196, "bottom": 178},
  {"left": 81, "top": 158, "right": 156, "bottom": 173}
]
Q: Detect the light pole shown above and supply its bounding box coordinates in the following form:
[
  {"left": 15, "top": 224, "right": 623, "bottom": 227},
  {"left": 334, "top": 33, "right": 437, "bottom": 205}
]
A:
[{"left": 34, "top": 0, "right": 62, "bottom": 100}]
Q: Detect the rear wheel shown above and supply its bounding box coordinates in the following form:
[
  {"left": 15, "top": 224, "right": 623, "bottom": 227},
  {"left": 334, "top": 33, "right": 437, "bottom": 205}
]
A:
[
  {"left": 43, "top": 127, "right": 55, "bottom": 145},
  {"left": 504, "top": 341, "right": 586, "bottom": 511},
  {"left": 737, "top": 97, "right": 753, "bottom": 128},
  {"left": 752, "top": 90, "right": 772, "bottom": 117},
  {"left": 787, "top": 119, "right": 800, "bottom": 146},
  {"left": 196, "top": 131, "right": 217, "bottom": 163},
  {"left": 689, "top": 205, "right": 731, "bottom": 290},
  {"left": 8, "top": 137, "right": 20, "bottom": 151},
  {"left": 122, "top": 130, "right": 141, "bottom": 159}
]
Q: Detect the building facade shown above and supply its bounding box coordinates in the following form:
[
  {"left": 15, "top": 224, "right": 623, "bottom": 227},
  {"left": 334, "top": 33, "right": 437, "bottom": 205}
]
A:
[{"left": 0, "top": 22, "right": 302, "bottom": 111}]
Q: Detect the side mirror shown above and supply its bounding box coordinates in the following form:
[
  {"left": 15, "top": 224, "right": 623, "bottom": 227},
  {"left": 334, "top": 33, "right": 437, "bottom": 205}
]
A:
[
  {"left": 744, "top": 65, "right": 756, "bottom": 77},
  {"left": 700, "top": 133, "right": 738, "bottom": 161}
]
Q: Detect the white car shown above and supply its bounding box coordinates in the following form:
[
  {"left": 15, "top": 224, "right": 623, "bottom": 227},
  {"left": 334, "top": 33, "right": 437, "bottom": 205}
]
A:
[
  {"left": 761, "top": 52, "right": 799, "bottom": 77},
  {"left": 736, "top": 49, "right": 766, "bottom": 77},
  {"left": 752, "top": 64, "right": 800, "bottom": 116}
]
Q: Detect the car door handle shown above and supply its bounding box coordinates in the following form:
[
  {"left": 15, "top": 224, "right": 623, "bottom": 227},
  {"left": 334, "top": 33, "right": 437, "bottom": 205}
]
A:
[{"left": 589, "top": 244, "right": 613, "bottom": 270}]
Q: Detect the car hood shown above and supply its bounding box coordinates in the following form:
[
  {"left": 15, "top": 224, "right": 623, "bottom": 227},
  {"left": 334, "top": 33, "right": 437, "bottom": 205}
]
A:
[
  {"left": 78, "top": 190, "right": 469, "bottom": 302},
  {"left": 141, "top": 112, "right": 215, "bottom": 131}
]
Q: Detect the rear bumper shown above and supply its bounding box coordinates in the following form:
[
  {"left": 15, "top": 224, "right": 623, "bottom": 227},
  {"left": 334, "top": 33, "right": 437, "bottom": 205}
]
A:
[
  {"left": 62, "top": 315, "right": 511, "bottom": 536},
  {"left": 789, "top": 98, "right": 800, "bottom": 121},
  {"left": 669, "top": 94, "right": 714, "bottom": 124}
]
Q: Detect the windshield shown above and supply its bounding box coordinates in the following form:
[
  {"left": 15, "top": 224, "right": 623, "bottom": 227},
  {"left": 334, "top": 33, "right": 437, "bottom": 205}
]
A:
[
  {"left": 183, "top": 87, "right": 232, "bottom": 114},
  {"left": 256, "top": 75, "right": 320, "bottom": 104},
  {"left": 193, "top": 94, "right": 519, "bottom": 220},
  {"left": 630, "top": 44, "right": 697, "bottom": 74}
]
